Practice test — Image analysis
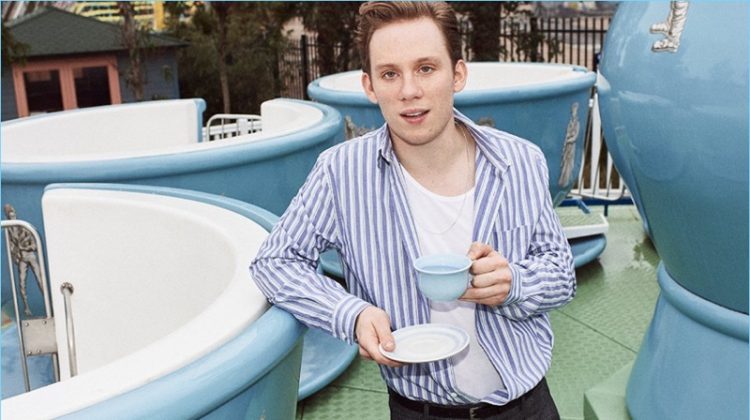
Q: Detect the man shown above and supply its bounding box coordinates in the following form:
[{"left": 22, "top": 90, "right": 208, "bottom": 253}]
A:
[{"left": 251, "top": 2, "right": 575, "bottom": 418}]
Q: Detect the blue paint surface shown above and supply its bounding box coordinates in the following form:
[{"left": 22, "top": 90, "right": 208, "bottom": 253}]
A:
[
  {"left": 40, "top": 184, "right": 307, "bottom": 419},
  {"left": 599, "top": 2, "right": 748, "bottom": 313},
  {"left": 598, "top": 3, "right": 749, "bottom": 419}
]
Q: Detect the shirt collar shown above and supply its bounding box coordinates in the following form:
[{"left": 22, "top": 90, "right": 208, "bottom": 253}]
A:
[{"left": 376, "top": 108, "right": 512, "bottom": 174}]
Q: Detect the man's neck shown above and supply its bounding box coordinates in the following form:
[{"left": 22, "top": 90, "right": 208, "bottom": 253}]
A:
[{"left": 393, "top": 122, "right": 476, "bottom": 196}]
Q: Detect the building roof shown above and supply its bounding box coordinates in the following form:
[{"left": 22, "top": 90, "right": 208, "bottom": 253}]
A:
[{"left": 8, "top": 6, "right": 186, "bottom": 58}]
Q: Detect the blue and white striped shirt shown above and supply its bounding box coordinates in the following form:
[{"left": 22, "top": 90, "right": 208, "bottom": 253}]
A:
[{"left": 250, "top": 110, "right": 575, "bottom": 406}]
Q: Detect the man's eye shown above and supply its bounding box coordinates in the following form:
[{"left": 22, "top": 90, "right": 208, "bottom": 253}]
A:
[
  {"left": 382, "top": 71, "right": 398, "bottom": 79},
  {"left": 419, "top": 66, "right": 435, "bottom": 74}
]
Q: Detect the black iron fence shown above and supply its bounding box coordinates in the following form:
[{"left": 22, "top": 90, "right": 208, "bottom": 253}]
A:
[
  {"left": 279, "top": 16, "right": 610, "bottom": 99},
  {"left": 496, "top": 16, "right": 611, "bottom": 71}
]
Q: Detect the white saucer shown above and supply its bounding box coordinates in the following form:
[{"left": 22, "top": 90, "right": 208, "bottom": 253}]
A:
[{"left": 379, "top": 323, "right": 469, "bottom": 363}]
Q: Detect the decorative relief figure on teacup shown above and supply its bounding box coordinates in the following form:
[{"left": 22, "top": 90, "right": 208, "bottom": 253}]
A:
[
  {"left": 3, "top": 204, "right": 44, "bottom": 316},
  {"left": 344, "top": 116, "right": 375, "bottom": 140},
  {"left": 477, "top": 117, "right": 495, "bottom": 128},
  {"left": 650, "top": 1, "right": 689, "bottom": 53},
  {"left": 558, "top": 102, "right": 580, "bottom": 188}
]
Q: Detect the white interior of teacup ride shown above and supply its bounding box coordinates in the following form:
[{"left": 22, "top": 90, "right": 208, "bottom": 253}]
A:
[
  {"left": 309, "top": 62, "right": 606, "bottom": 274},
  {"left": 316, "top": 61, "right": 586, "bottom": 91},
  {"left": 317, "top": 61, "right": 586, "bottom": 91},
  {"left": 1, "top": 98, "right": 327, "bottom": 163},
  {"left": 0, "top": 97, "right": 342, "bottom": 315},
  {"left": 1, "top": 97, "right": 355, "bottom": 403},
  {"left": 1, "top": 184, "right": 304, "bottom": 419}
]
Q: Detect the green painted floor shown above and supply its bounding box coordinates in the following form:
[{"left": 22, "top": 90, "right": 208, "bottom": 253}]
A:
[{"left": 296, "top": 205, "right": 659, "bottom": 420}]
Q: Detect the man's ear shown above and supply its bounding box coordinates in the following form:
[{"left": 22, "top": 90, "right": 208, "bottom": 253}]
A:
[
  {"left": 453, "top": 60, "right": 468, "bottom": 93},
  {"left": 361, "top": 72, "right": 379, "bottom": 104}
]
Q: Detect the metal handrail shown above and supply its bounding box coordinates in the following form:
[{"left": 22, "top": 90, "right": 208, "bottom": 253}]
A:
[
  {"left": 3, "top": 227, "right": 31, "bottom": 391},
  {"left": 60, "top": 282, "right": 78, "bottom": 377},
  {"left": 204, "top": 113, "right": 262, "bottom": 141},
  {"left": 1, "top": 219, "right": 60, "bottom": 390}
]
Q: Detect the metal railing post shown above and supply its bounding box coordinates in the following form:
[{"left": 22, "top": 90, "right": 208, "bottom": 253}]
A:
[
  {"left": 300, "top": 35, "right": 310, "bottom": 99},
  {"left": 60, "top": 282, "right": 78, "bottom": 377},
  {"left": 2, "top": 219, "right": 61, "bottom": 390}
]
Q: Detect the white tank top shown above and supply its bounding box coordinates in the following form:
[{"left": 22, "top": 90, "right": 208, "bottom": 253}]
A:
[{"left": 400, "top": 164, "right": 504, "bottom": 400}]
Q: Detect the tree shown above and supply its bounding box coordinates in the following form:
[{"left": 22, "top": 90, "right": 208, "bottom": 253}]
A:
[
  {"left": 500, "top": 3, "right": 560, "bottom": 63},
  {"left": 453, "top": 2, "right": 502, "bottom": 61},
  {"left": 296, "top": 2, "right": 362, "bottom": 75},
  {"left": 210, "top": 2, "right": 232, "bottom": 113},
  {"left": 117, "top": 1, "right": 151, "bottom": 101},
  {"left": 2, "top": 21, "right": 29, "bottom": 65},
  {"left": 164, "top": 2, "right": 295, "bottom": 119},
  {"left": 454, "top": 2, "right": 560, "bottom": 63}
]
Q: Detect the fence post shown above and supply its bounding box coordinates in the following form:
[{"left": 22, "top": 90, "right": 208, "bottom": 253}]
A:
[{"left": 300, "top": 35, "right": 310, "bottom": 99}]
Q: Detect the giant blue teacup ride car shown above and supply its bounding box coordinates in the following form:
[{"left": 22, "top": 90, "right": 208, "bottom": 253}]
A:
[
  {"left": 1, "top": 97, "right": 356, "bottom": 416},
  {"left": 597, "top": 2, "right": 748, "bottom": 419}
]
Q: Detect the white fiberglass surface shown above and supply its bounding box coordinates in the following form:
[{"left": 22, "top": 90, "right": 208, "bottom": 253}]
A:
[
  {"left": 1, "top": 99, "right": 323, "bottom": 164},
  {"left": 1, "top": 189, "right": 269, "bottom": 419},
  {"left": 1, "top": 99, "right": 201, "bottom": 163},
  {"left": 463, "top": 63, "right": 582, "bottom": 90},
  {"left": 318, "top": 63, "right": 582, "bottom": 92},
  {"left": 259, "top": 98, "right": 324, "bottom": 136}
]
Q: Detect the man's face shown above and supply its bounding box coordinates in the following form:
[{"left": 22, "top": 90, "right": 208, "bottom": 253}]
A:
[{"left": 361, "top": 18, "right": 467, "bottom": 148}]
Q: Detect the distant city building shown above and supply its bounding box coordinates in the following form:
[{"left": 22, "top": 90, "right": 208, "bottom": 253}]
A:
[
  {"left": 2, "top": 1, "right": 73, "bottom": 22},
  {"left": 537, "top": 1, "right": 618, "bottom": 17},
  {"left": 72, "top": 1, "right": 158, "bottom": 28},
  {"left": 2, "top": 1, "right": 200, "bottom": 31},
  {"left": 71, "top": 1, "right": 201, "bottom": 31}
]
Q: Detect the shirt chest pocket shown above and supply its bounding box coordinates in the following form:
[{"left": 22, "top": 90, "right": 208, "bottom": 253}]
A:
[{"left": 493, "top": 224, "right": 534, "bottom": 262}]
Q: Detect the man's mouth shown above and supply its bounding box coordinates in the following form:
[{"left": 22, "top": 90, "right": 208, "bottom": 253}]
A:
[{"left": 401, "top": 110, "right": 429, "bottom": 121}]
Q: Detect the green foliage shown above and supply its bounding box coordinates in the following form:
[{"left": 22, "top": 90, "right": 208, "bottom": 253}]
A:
[
  {"left": 2, "top": 21, "right": 29, "bottom": 65},
  {"left": 117, "top": 1, "right": 154, "bottom": 101},
  {"left": 500, "top": 3, "right": 561, "bottom": 63},
  {"left": 454, "top": 2, "right": 560, "bottom": 63},
  {"left": 165, "top": 2, "right": 294, "bottom": 118},
  {"left": 161, "top": 1, "right": 569, "bottom": 113},
  {"left": 296, "top": 2, "right": 362, "bottom": 75},
  {"left": 453, "top": 2, "right": 502, "bottom": 61}
]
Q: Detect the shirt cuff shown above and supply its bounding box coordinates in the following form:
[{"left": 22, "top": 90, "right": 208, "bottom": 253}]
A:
[
  {"left": 331, "top": 294, "right": 372, "bottom": 344},
  {"left": 503, "top": 263, "right": 523, "bottom": 306}
]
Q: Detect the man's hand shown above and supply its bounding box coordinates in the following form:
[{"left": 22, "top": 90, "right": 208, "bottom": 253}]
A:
[
  {"left": 460, "top": 242, "right": 512, "bottom": 307},
  {"left": 355, "top": 306, "right": 403, "bottom": 367}
]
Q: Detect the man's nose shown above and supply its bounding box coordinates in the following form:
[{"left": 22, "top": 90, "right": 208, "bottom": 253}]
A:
[{"left": 399, "top": 74, "right": 423, "bottom": 101}]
